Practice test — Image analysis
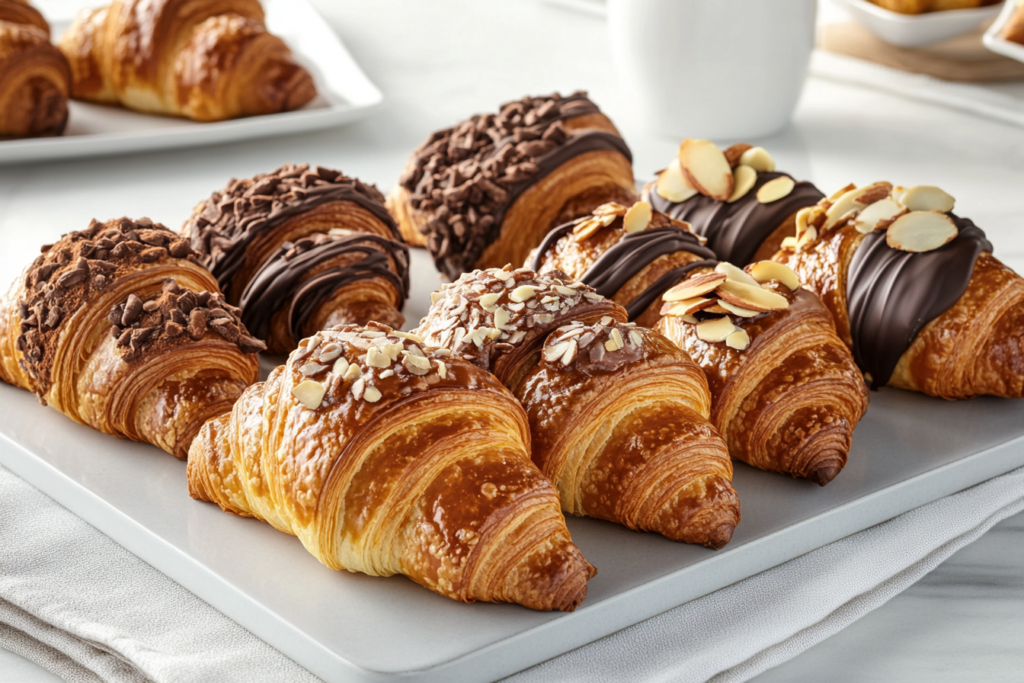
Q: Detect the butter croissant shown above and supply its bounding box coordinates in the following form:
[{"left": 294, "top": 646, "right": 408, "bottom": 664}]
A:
[
  {"left": 183, "top": 163, "right": 409, "bottom": 354},
  {"left": 416, "top": 267, "right": 741, "bottom": 547},
  {"left": 0, "top": 0, "right": 71, "bottom": 138},
  {"left": 774, "top": 181, "right": 1024, "bottom": 399},
  {"left": 389, "top": 91, "right": 636, "bottom": 280},
  {"left": 188, "top": 323, "right": 595, "bottom": 611},
  {"left": 0, "top": 217, "right": 262, "bottom": 459},
  {"left": 58, "top": 0, "right": 316, "bottom": 122}
]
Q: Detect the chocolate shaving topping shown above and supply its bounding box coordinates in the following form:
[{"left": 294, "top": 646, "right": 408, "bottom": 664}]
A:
[
  {"left": 108, "top": 278, "right": 266, "bottom": 361},
  {"left": 16, "top": 217, "right": 202, "bottom": 400},
  {"left": 400, "top": 92, "right": 633, "bottom": 280},
  {"left": 184, "top": 163, "right": 401, "bottom": 297}
]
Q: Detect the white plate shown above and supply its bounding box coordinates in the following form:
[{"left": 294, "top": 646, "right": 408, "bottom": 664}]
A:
[
  {"left": 983, "top": 0, "right": 1024, "bottom": 61},
  {"left": 2, "top": 248, "right": 1024, "bottom": 683},
  {"left": 0, "top": 0, "right": 383, "bottom": 166},
  {"left": 833, "top": 0, "right": 1002, "bottom": 47}
]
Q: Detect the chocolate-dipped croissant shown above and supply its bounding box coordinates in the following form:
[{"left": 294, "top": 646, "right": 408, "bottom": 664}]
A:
[
  {"left": 188, "top": 323, "right": 595, "bottom": 611},
  {"left": 183, "top": 163, "right": 409, "bottom": 354},
  {"left": 390, "top": 91, "right": 636, "bottom": 280},
  {"left": 0, "top": 0, "right": 71, "bottom": 138},
  {"left": 416, "top": 267, "right": 741, "bottom": 547},
  {"left": 0, "top": 217, "right": 262, "bottom": 459},
  {"left": 642, "top": 140, "right": 823, "bottom": 265},
  {"left": 58, "top": 0, "right": 316, "bottom": 122},
  {"left": 774, "top": 181, "right": 1024, "bottom": 399},
  {"left": 531, "top": 202, "right": 869, "bottom": 485}
]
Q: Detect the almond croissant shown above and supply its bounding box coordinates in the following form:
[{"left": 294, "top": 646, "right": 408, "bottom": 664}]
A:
[
  {"left": 0, "top": 217, "right": 262, "bottom": 459},
  {"left": 188, "top": 323, "right": 595, "bottom": 611}
]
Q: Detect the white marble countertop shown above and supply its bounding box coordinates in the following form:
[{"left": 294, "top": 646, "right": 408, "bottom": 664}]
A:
[{"left": 1, "top": 0, "right": 1023, "bottom": 681}]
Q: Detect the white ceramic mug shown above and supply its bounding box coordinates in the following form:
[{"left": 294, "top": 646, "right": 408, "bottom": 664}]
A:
[{"left": 607, "top": 0, "right": 817, "bottom": 139}]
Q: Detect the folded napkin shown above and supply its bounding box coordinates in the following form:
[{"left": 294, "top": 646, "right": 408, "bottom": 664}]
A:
[{"left": 3, "top": 463, "right": 1024, "bottom": 683}]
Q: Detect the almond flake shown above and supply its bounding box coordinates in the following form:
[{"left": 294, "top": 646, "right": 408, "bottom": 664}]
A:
[
  {"left": 823, "top": 183, "right": 890, "bottom": 231},
  {"left": 629, "top": 330, "right": 643, "bottom": 347},
  {"left": 554, "top": 285, "right": 575, "bottom": 296},
  {"left": 781, "top": 236, "right": 799, "bottom": 249},
  {"left": 756, "top": 176, "right": 795, "bottom": 204},
  {"left": 747, "top": 261, "right": 799, "bottom": 290},
  {"left": 714, "top": 262, "right": 760, "bottom": 287},
  {"left": 717, "top": 300, "right": 760, "bottom": 317},
  {"left": 479, "top": 292, "right": 501, "bottom": 309},
  {"left": 493, "top": 307, "right": 511, "bottom": 330},
  {"left": 509, "top": 285, "right": 539, "bottom": 303},
  {"left": 663, "top": 272, "right": 727, "bottom": 302},
  {"left": 393, "top": 331, "right": 424, "bottom": 342},
  {"left": 716, "top": 279, "right": 790, "bottom": 312},
  {"left": 726, "top": 328, "right": 750, "bottom": 350},
  {"left": 332, "top": 357, "right": 350, "bottom": 376},
  {"left": 437, "top": 360, "right": 448, "bottom": 379},
  {"left": 797, "top": 227, "right": 818, "bottom": 250},
  {"left": 623, "top": 201, "right": 652, "bottom": 234},
  {"left": 656, "top": 159, "right": 699, "bottom": 203},
  {"left": 696, "top": 317, "right": 737, "bottom": 343},
  {"left": 545, "top": 341, "right": 570, "bottom": 362},
  {"left": 343, "top": 363, "right": 362, "bottom": 381},
  {"left": 318, "top": 343, "right": 343, "bottom": 363},
  {"left": 886, "top": 211, "right": 958, "bottom": 253},
  {"left": 560, "top": 340, "right": 578, "bottom": 365},
  {"left": 403, "top": 354, "right": 431, "bottom": 375},
  {"left": 572, "top": 218, "right": 604, "bottom": 242},
  {"left": 301, "top": 362, "right": 326, "bottom": 376},
  {"left": 660, "top": 297, "right": 717, "bottom": 317},
  {"left": 593, "top": 202, "right": 628, "bottom": 217},
  {"left": 366, "top": 347, "right": 391, "bottom": 368},
  {"left": 678, "top": 139, "right": 734, "bottom": 201},
  {"left": 738, "top": 147, "right": 776, "bottom": 172},
  {"left": 727, "top": 165, "right": 757, "bottom": 203},
  {"left": 604, "top": 327, "right": 625, "bottom": 352},
  {"left": 901, "top": 185, "right": 955, "bottom": 213},
  {"left": 363, "top": 386, "right": 382, "bottom": 403},
  {"left": 351, "top": 377, "right": 365, "bottom": 400},
  {"left": 854, "top": 198, "right": 906, "bottom": 234},
  {"left": 292, "top": 380, "right": 326, "bottom": 409}
]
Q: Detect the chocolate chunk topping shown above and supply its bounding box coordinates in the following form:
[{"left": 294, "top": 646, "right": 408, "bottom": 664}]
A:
[
  {"left": 184, "top": 163, "right": 400, "bottom": 297},
  {"left": 400, "top": 92, "right": 633, "bottom": 280}
]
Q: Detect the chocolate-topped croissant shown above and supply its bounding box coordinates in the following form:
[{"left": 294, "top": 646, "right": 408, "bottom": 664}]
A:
[
  {"left": 531, "top": 202, "right": 869, "bottom": 485},
  {"left": 0, "top": 217, "right": 262, "bottom": 458},
  {"left": 416, "top": 267, "right": 741, "bottom": 547},
  {"left": 0, "top": 0, "right": 71, "bottom": 138},
  {"left": 389, "top": 91, "right": 636, "bottom": 280},
  {"left": 183, "top": 163, "right": 409, "bottom": 355},
  {"left": 188, "top": 323, "right": 595, "bottom": 611},
  {"left": 641, "top": 140, "right": 823, "bottom": 265},
  {"left": 58, "top": 0, "right": 316, "bottom": 122},
  {"left": 774, "top": 181, "right": 1024, "bottom": 399}
]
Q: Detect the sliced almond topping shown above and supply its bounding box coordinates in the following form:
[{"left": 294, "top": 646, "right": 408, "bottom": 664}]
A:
[
  {"left": 318, "top": 343, "right": 343, "bottom": 363},
  {"left": 886, "top": 211, "right": 958, "bottom": 253},
  {"left": 824, "top": 183, "right": 889, "bottom": 231},
  {"left": 604, "top": 328, "right": 625, "bottom": 352},
  {"left": 723, "top": 143, "right": 753, "bottom": 168},
  {"left": 727, "top": 165, "right": 757, "bottom": 203},
  {"left": 560, "top": 339, "right": 578, "bottom": 365},
  {"left": 679, "top": 313, "right": 699, "bottom": 324},
  {"left": 781, "top": 236, "right": 799, "bottom": 249},
  {"left": 662, "top": 272, "right": 727, "bottom": 302},
  {"left": 593, "top": 202, "right": 628, "bottom": 217},
  {"left": 696, "top": 317, "right": 737, "bottom": 342},
  {"left": 678, "top": 139, "right": 734, "bottom": 201},
  {"left": 739, "top": 146, "right": 776, "bottom": 173},
  {"left": 599, "top": 213, "right": 618, "bottom": 227},
  {"left": 629, "top": 330, "right": 643, "bottom": 346},
  {"left": 891, "top": 186, "right": 907, "bottom": 205},
  {"left": 572, "top": 218, "right": 604, "bottom": 242},
  {"left": 714, "top": 262, "right": 760, "bottom": 287},
  {"left": 332, "top": 357, "right": 350, "bottom": 377},
  {"left": 660, "top": 296, "right": 718, "bottom": 317},
  {"left": 393, "top": 330, "right": 424, "bottom": 342},
  {"left": 829, "top": 183, "right": 857, "bottom": 202},
  {"left": 509, "top": 285, "right": 539, "bottom": 303},
  {"left": 544, "top": 341, "right": 570, "bottom": 362},
  {"left": 854, "top": 182, "right": 892, "bottom": 207},
  {"left": 351, "top": 377, "right": 365, "bottom": 400},
  {"left": 493, "top": 306, "right": 511, "bottom": 330},
  {"left": 623, "top": 201, "right": 652, "bottom": 234},
  {"left": 403, "top": 353, "right": 431, "bottom": 375},
  {"left": 717, "top": 300, "right": 760, "bottom": 317},
  {"left": 901, "top": 185, "right": 955, "bottom": 213},
  {"left": 756, "top": 176, "right": 795, "bottom": 204},
  {"left": 366, "top": 347, "right": 391, "bottom": 368},
  {"left": 795, "top": 207, "right": 812, "bottom": 240},
  {"left": 478, "top": 292, "right": 501, "bottom": 309},
  {"left": 716, "top": 279, "right": 790, "bottom": 312},
  {"left": 726, "top": 328, "right": 750, "bottom": 350},
  {"left": 343, "top": 362, "right": 362, "bottom": 381},
  {"left": 854, "top": 198, "right": 907, "bottom": 234},
  {"left": 437, "top": 360, "right": 448, "bottom": 379},
  {"left": 747, "top": 261, "right": 799, "bottom": 290},
  {"left": 797, "top": 226, "right": 818, "bottom": 250},
  {"left": 704, "top": 304, "right": 731, "bottom": 314},
  {"left": 292, "top": 380, "right": 326, "bottom": 410},
  {"left": 301, "top": 362, "right": 326, "bottom": 376},
  {"left": 363, "top": 386, "right": 382, "bottom": 403},
  {"left": 655, "top": 159, "right": 699, "bottom": 203}
]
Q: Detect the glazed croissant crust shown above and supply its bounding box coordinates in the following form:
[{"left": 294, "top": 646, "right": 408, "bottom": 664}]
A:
[
  {"left": 0, "top": 217, "right": 262, "bottom": 458},
  {"left": 188, "top": 323, "right": 595, "bottom": 611}
]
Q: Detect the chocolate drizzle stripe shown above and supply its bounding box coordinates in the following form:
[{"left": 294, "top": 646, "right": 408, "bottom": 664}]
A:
[
  {"left": 287, "top": 259, "right": 402, "bottom": 342},
  {"left": 846, "top": 214, "right": 991, "bottom": 389},
  {"left": 581, "top": 227, "right": 717, "bottom": 297},
  {"left": 622, "top": 260, "right": 718, "bottom": 321},
  {"left": 649, "top": 171, "right": 823, "bottom": 265},
  {"left": 527, "top": 222, "right": 575, "bottom": 273}
]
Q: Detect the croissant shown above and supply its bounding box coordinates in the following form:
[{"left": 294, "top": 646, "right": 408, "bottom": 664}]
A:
[
  {"left": 188, "top": 322, "right": 595, "bottom": 611},
  {"left": 774, "top": 181, "right": 1024, "bottom": 399},
  {"left": 416, "top": 267, "right": 741, "bottom": 547},
  {"left": 0, "top": 217, "right": 262, "bottom": 459},
  {"left": 531, "top": 202, "right": 869, "bottom": 485},
  {"left": 389, "top": 91, "right": 637, "bottom": 281},
  {"left": 58, "top": 0, "right": 316, "bottom": 122},
  {"left": 183, "top": 163, "right": 409, "bottom": 354},
  {"left": 1004, "top": 4, "right": 1024, "bottom": 45},
  {"left": 0, "top": 0, "right": 71, "bottom": 138},
  {"left": 642, "top": 140, "right": 824, "bottom": 265}
]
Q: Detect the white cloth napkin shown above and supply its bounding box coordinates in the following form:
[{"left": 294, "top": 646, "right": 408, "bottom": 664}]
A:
[{"left": 3, "top": 463, "right": 1024, "bottom": 683}]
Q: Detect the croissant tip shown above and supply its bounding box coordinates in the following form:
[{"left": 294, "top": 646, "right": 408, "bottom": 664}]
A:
[
  {"left": 807, "top": 463, "right": 842, "bottom": 487},
  {"left": 703, "top": 522, "right": 737, "bottom": 551}
]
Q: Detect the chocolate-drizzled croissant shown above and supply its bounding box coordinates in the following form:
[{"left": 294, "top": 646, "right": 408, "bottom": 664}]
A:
[
  {"left": 188, "top": 323, "right": 595, "bottom": 611},
  {"left": 532, "top": 202, "right": 868, "bottom": 485},
  {"left": 774, "top": 181, "right": 1024, "bottom": 399},
  {"left": 58, "top": 0, "right": 316, "bottom": 122},
  {"left": 642, "top": 140, "right": 823, "bottom": 265},
  {"left": 390, "top": 91, "right": 636, "bottom": 281},
  {"left": 0, "top": 0, "right": 71, "bottom": 138},
  {"left": 0, "top": 218, "right": 262, "bottom": 459},
  {"left": 183, "top": 164, "right": 409, "bottom": 355},
  {"left": 416, "top": 267, "right": 741, "bottom": 546}
]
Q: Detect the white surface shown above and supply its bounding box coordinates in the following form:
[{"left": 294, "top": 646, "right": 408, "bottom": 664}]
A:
[
  {"left": 606, "top": 0, "right": 817, "bottom": 139},
  {"left": 983, "top": 0, "right": 1024, "bottom": 63},
  {"left": 0, "top": 0, "right": 383, "bottom": 166},
  {"left": 1, "top": 0, "right": 1023, "bottom": 680},
  {"left": 832, "top": 0, "right": 1001, "bottom": 47}
]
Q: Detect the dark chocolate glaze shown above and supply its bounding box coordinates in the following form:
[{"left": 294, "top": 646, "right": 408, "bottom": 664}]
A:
[
  {"left": 846, "top": 215, "right": 991, "bottom": 389},
  {"left": 649, "top": 171, "right": 824, "bottom": 265},
  {"left": 239, "top": 233, "right": 410, "bottom": 344},
  {"left": 622, "top": 260, "right": 718, "bottom": 321}
]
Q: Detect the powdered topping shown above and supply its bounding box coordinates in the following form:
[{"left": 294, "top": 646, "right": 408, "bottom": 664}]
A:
[{"left": 540, "top": 319, "right": 646, "bottom": 373}]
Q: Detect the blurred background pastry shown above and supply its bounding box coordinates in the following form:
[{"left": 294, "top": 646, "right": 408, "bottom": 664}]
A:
[{"left": 0, "top": 0, "right": 70, "bottom": 138}]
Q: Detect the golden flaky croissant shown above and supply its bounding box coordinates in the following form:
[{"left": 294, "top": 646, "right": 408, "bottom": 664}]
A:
[
  {"left": 188, "top": 323, "right": 595, "bottom": 611},
  {"left": 58, "top": 0, "right": 316, "bottom": 122},
  {"left": 183, "top": 163, "right": 409, "bottom": 355},
  {"left": 774, "top": 182, "right": 1024, "bottom": 400},
  {"left": 642, "top": 140, "right": 824, "bottom": 265},
  {"left": 416, "top": 267, "right": 741, "bottom": 547},
  {"left": 530, "top": 202, "right": 868, "bottom": 485},
  {"left": 389, "top": 91, "right": 636, "bottom": 280},
  {"left": 0, "top": 0, "right": 71, "bottom": 138},
  {"left": 0, "top": 217, "right": 262, "bottom": 459}
]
